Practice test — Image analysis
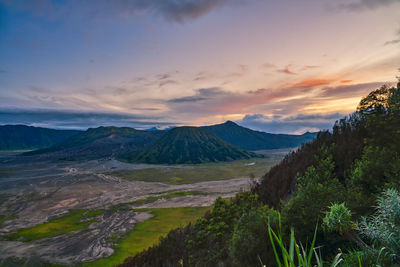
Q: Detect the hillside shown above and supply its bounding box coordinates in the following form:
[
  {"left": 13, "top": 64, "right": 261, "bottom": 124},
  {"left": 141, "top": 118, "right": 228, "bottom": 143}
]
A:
[
  {"left": 123, "top": 126, "right": 254, "bottom": 164},
  {"left": 203, "top": 121, "right": 317, "bottom": 150},
  {"left": 118, "top": 81, "right": 400, "bottom": 267},
  {"left": 26, "top": 126, "right": 163, "bottom": 159},
  {"left": 0, "top": 125, "right": 80, "bottom": 150}
]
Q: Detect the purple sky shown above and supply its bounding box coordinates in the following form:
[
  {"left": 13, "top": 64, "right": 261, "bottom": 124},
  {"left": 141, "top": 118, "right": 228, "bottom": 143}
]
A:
[{"left": 0, "top": 0, "right": 399, "bottom": 133}]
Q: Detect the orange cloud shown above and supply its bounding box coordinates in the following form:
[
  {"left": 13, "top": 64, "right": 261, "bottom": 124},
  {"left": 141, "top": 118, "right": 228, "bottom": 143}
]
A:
[
  {"left": 292, "top": 78, "right": 332, "bottom": 89},
  {"left": 340, "top": 80, "right": 353, "bottom": 84}
]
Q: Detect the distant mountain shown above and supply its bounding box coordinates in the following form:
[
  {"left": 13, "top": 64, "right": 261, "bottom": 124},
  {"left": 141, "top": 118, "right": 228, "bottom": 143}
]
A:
[
  {"left": 203, "top": 121, "right": 317, "bottom": 150},
  {"left": 0, "top": 125, "right": 81, "bottom": 150},
  {"left": 26, "top": 126, "right": 164, "bottom": 159},
  {"left": 122, "top": 126, "right": 255, "bottom": 164}
]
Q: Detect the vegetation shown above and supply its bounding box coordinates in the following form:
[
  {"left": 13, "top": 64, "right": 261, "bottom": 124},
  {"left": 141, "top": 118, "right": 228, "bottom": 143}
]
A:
[
  {"left": 26, "top": 126, "right": 163, "bottom": 158},
  {"left": 133, "top": 191, "right": 208, "bottom": 203},
  {"left": 203, "top": 120, "right": 317, "bottom": 150},
  {"left": 0, "top": 214, "right": 17, "bottom": 226},
  {"left": 107, "top": 157, "right": 282, "bottom": 184},
  {"left": 0, "top": 125, "right": 80, "bottom": 151},
  {"left": 84, "top": 207, "right": 209, "bottom": 267},
  {"left": 6, "top": 209, "right": 104, "bottom": 242},
  {"left": 122, "top": 126, "right": 256, "bottom": 164},
  {"left": 267, "top": 218, "right": 342, "bottom": 267},
  {"left": 117, "top": 79, "right": 400, "bottom": 266}
]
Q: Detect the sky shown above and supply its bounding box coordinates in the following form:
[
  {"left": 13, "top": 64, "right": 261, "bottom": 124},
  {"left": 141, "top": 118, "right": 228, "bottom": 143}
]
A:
[{"left": 0, "top": 0, "right": 399, "bottom": 133}]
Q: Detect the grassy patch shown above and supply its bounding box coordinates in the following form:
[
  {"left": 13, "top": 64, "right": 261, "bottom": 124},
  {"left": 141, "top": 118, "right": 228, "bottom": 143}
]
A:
[
  {"left": 107, "top": 157, "right": 283, "bottom": 184},
  {"left": 134, "top": 191, "right": 207, "bottom": 204},
  {"left": 0, "top": 214, "right": 17, "bottom": 226},
  {"left": 83, "top": 207, "right": 209, "bottom": 267},
  {"left": 6, "top": 209, "right": 104, "bottom": 242}
]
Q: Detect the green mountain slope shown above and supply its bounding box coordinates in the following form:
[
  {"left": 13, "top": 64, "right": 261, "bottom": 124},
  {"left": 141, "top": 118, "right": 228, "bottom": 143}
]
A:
[
  {"left": 123, "top": 126, "right": 254, "bottom": 164},
  {"left": 0, "top": 125, "right": 80, "bottom": 150},
  {"left": 117, "top": 80, "right": 400, "bottom": 267},
  {"left": 203, "top": 121, "right": 317, "bottom": 150},
  {"left": 27, "top": 126, "right": 163, "bottom": 158}
]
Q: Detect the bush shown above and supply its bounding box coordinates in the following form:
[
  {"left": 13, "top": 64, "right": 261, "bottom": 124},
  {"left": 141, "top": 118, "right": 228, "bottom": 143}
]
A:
[
  {"left": 230, "top": 207, "right": 278, "bottom": 266},
  {"left": 323, "top": 203, "right": 353, "bottom": 235},
  {"left": 358, "top": 188, "right": 400, "bottom": 263}
]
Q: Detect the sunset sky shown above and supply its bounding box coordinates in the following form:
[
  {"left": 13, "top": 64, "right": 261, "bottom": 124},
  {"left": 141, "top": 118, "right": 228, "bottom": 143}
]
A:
[{"left": 0, "top": 0, "right": 399, "bottom": 133}]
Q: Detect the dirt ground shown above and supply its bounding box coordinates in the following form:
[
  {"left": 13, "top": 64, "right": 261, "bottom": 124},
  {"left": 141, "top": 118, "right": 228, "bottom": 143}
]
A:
[{"left": 0, "top": 157, "right": 260, "bottom": 265}]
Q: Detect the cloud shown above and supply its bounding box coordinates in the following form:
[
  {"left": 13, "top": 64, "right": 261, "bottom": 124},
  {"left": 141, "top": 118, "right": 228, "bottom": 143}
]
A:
[
  {"left": 302, "top": 65, "right": 320, "bottom": 71},
  {"left": 159, "top": 79, "right": 178, "bottom": 87},
  {"left": 1, "top": 0, "right": 232, "bottom": 23},
  {"left": 292, "top": 78, "right": 331, "bottom": 89},
  {"left": 340, "top": 80, "right": 353, "bottom": 84},
  {"left": 384, "top": 39, "right": 400, "bottom": 45},
  {"left": 320, "top": 82, "right": 384, "bottom": 97},
  {"left": 237, "top": 112, "right": 346, "bottom": 134},
  {"left": 336, "top": 0, "right": 400, "bottom": 11},
  {"left": 168, "top": 87, "right": 223, "bottom": 103},
  {"left": 0, "top": 108, "right": 175, "bottom": 130},
  {"left": 277, "top": 64, "right": 296, "bottom": 75}
]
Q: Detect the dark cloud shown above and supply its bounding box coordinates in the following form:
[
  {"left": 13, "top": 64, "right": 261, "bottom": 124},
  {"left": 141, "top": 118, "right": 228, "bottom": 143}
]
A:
[
  {"left": 302, "top": 65, "right": 320, "bottom": 70},
  {"left": 168, "top": 96, "right": 208, "bottom": 103},
  {"left": 384, "top": 39, "right": 400, "bottom": 45},
  {"left": 336, "top": 0, "right": 400, "bottom": 11},
  {"left": 277, "top": 64, "right": 296, "bottom": 75},
  {"left": 237, "top": 112, "right": 346, "bottom": 134},
  {"left": 1, "top": 0, "right": 232, "bottom": 23},
  {"left": 193, "top": 71, "right": 208, "bottom": 81},
  {"left": 0, "top": 108, "right": 174, "bottom": 130},
  {"left": 320, "top": 82, "right": 384, "bottom": 97},
  {"left": 262, "top": 62, "right": 276, "bottom": 69},
  {"left": 159, "top": 79, "right": 178, "bottom": 87},
  {"left": 157, "top": 73, "right": 171, "bottom": 80},
  {"left": 168, "top": 87, "right": 223, "bottom": 103}
]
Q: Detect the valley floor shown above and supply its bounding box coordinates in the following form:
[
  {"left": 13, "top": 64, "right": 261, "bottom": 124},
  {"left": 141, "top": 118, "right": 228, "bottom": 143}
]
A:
[{"left": 0, "top": 151, "right": 287, "bottom": 266}]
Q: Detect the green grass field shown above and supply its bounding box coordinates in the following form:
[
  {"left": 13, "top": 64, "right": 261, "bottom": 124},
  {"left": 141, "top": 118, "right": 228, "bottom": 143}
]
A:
[
  {"left": 6, "top": 209, "right": 104, "bottom": 242},
  {"left": 83, "top": 207, "right": 209, "bottom": 267},
  {"left": 106, "top": 157, "right": 282, "bottom": 184}
]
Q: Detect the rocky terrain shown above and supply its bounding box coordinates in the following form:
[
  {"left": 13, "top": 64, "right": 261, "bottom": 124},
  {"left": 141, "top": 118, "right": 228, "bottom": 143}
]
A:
[{"left": 0, "top": 156, "right": 257, "bottom": 265}]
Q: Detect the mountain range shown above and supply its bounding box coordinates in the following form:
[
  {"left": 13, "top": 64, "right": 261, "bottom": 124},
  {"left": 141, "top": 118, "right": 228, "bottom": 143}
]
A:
[
  {"left": 25, "top": 126, "right": 163, "bottom": 159},
  {"left": 1, "top": 122, "right": 318, "bottom": 162},
  {"left": 203, "top": 121, "right": 317, "bottom": 150},
  {"left": 0, "top": 125, "right": 80, "bottom": 151}
]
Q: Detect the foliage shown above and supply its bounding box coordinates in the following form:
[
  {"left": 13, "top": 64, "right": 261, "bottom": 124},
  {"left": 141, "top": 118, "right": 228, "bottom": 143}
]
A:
[
  {"left": 347, "top": 146, "right": 400, "bottom": 215},
  {"left": 187, "top": 193, "right": 261, "bottom": 266},
  {"left": 340, "top": 248, "right": 391, "bottom": 267},
  {"left": 117, "top": 79, "right": 400, "bottom": 267},
  {"left": 266, "top": 216, "right": 342, "bottom": 267},
  {"left": 230, "top": 207, "right": 276, "bottom": 266},
  {"left": 282, "top": 146, "right": 345, "bottom": 241},
  {"left": 323, "top": 203, "right": 353, "bottom": 235},
  {"left": 358, "top": 188, "right": 400, "bottom": 262}
]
